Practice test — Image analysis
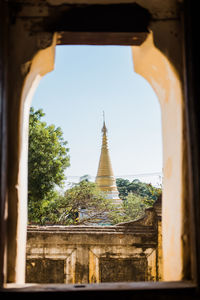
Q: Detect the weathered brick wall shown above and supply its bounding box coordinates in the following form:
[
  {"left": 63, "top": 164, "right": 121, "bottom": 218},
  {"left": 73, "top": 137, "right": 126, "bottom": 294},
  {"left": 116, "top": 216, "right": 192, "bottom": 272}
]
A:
[{"left": 26, "top": 207, "right": 161, "bottom": 284}]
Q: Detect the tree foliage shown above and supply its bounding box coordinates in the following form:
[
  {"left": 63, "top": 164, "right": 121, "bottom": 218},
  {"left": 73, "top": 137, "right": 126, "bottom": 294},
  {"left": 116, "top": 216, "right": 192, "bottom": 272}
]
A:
[
  {"left": 116, "top": 178, "right": 162, "bottom": 205},
  {"left": 122, "top": 193, "right": 146, "bottom": 222},
  {"left": 53, "top": 181, "right": 121, "bottom": 225},
  {"left": 31, "top": 181, "right": 122, "bottom": 225},
  {"left": 28, "top": 107, "right": 70, "bottom": 223},
  {"left": 28, "top": 178, "right": 162, "bottom": 225},
  {"left": 114, "top": 178, "right": 162, "bottom": 223},
  {"left": 39, "top": 179, "right": 160, "bottom": 226}
]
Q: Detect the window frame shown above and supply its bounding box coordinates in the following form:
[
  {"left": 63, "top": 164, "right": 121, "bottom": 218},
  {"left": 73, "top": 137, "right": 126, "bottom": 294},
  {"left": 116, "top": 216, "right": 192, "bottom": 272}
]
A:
[{"left": 0, "top": 0, "right": 200, "bottom": 297}]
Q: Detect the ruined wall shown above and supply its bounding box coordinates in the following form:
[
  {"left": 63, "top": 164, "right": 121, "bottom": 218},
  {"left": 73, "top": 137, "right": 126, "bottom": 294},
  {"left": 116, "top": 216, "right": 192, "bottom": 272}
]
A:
[{"left": 26, "top": 207, "right": 162, "bottom": 284}]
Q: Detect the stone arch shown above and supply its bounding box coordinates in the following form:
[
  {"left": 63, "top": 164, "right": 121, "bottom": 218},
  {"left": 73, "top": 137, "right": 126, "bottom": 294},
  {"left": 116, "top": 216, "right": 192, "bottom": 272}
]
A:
[
  {"left": 7, "top": 32, "right": 57, "bottom": 283},
  {"left": 132, "top": 31, "right": 185, "bottom": 281},
  {"left": 5, "top": 2, "right": 189, "bottom": 285}
]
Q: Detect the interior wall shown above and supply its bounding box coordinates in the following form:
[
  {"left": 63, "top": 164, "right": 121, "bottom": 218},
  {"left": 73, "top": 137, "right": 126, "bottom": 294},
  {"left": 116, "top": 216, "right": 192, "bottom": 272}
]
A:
[
  {"left": 6, "top": 21, "right": 57, "bottom": 282},
  {"left": 1, "top": 0, "right": 190, "bottom": 284}
]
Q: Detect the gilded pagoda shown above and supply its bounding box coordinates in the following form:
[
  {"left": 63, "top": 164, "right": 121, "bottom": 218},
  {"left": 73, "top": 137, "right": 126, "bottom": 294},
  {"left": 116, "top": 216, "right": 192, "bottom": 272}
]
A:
[{"left": 95, "top": 115, "right": 122, "bottom": 205}]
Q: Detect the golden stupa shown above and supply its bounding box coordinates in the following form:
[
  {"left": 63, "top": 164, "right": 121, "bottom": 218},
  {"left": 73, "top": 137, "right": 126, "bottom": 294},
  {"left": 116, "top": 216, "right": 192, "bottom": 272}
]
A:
[{"left": 95, "top": 114, "right": 122, "bottom": 205}]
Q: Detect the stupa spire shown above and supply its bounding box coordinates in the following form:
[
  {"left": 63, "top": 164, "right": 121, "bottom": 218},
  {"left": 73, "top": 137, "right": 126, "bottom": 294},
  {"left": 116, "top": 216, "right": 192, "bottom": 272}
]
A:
[
  {"left": 102, "top": 111, "right": 106, "bottom": 131},
  {"left": 101, "top": 112, "right": 108, "bottom": 150},
  {"left": 95, "top": 113, "right": 122, "bottom": 205}
]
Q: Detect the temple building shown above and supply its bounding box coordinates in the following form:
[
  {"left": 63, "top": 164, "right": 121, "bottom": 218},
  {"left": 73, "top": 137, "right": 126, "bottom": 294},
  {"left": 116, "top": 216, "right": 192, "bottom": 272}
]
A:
[{"left": 95, "top": 116, "right": 122, "bottom": 205}]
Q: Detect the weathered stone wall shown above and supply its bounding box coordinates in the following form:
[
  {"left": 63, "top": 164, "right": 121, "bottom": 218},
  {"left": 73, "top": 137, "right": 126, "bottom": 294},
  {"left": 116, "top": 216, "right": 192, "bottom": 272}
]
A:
[{"left": 26, "top": 206, "right": 162, "bottom": 284}]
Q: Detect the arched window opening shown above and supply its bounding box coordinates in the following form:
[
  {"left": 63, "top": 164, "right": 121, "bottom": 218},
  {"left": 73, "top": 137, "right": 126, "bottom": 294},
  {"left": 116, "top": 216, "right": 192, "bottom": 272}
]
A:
[{"left": 26, "top": 45, "right": 163, "bottom": 284}]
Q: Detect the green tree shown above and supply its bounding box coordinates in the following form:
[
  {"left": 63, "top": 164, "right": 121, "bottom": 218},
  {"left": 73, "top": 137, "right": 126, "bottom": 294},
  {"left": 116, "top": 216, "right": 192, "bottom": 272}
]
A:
[
  {"left": 116, "top": 178, "right": 162, "bottom": 206},
  {"left": 123, "top": 192, "right": 146, "bottom": 221},
  {"left": 115, "top": 178, "right": 162, "bottom": 222},
  {"left": 53, "top": 181, "right": 122, "bottom": 225},
  {"left": 115, "top": 178, "right": 130, "bottom": 200},
  {"left": 28, "top": 107, "right": 70, "bottom": 223}
]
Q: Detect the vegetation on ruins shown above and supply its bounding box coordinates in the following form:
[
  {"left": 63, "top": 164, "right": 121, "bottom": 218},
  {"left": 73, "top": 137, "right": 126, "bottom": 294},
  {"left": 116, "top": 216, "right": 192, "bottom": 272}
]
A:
[
  {"left": 27, "top": 180, "right": 122, "bottom": 225},
  {"left": 27, "top": 178, "right": 161, "bottom": 225},
  {"left": 52, "top": 179, "right": 161, "bottom": 225},
  {"left": 122, "top": 192, "right": 148, "bottom": 222},
  {"left": 28, "top": 107, "right": 70, "bottom": 224},
  {"left": 49, "top": 180, "right": 121, "bottom": 225},
  {"left": 116, "top": 178, "right": 161, "bottom": 204},
  {"left": 114, "top": 178, "right": 162, "bottom": 223}
]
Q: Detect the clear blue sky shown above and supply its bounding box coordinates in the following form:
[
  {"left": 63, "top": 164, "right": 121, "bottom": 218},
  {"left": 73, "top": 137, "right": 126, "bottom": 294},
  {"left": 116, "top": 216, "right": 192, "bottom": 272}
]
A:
[{"left": 32, "top": 45, "right": 162, "bottom": 179}]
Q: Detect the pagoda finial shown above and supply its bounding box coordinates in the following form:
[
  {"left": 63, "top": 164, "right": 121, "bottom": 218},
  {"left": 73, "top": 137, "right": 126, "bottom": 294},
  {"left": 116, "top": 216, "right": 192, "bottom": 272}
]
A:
[{"left": 102, "top": 111, "right": 107, "bottom": 134}]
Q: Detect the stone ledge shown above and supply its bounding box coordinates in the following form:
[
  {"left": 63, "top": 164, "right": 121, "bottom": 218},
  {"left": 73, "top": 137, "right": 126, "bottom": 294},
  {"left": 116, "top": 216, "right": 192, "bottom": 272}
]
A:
[
  {"left": 27, "top": 225, "right": 156, "bottom": 235},
  {"left": 3, "top": 281, "right": 196, "bottom": 292}
]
